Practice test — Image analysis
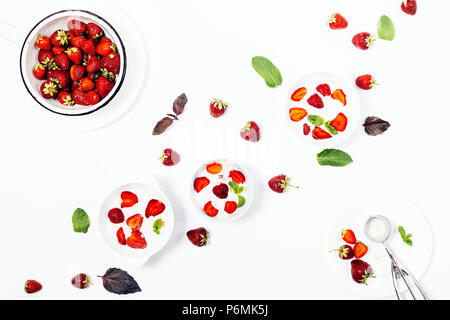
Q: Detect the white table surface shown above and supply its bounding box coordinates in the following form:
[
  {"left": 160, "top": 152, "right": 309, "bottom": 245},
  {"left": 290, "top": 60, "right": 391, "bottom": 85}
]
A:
[{"left": 0, "top": 0, "right": 449, "bottom": 299}]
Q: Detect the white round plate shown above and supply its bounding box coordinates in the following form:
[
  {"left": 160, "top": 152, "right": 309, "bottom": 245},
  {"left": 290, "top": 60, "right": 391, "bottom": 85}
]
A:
[
  {"left": 285, "top": 72, "right": 360, "bottom": 147},
  {"left": 323, "top": 192, "right": 433, "bottom": 299},
  {"left": 99, "top": 182, "right": 174, "bottom": 267},
  {"left": 192, "top": 159, "right": 253, "bottom": 223}
]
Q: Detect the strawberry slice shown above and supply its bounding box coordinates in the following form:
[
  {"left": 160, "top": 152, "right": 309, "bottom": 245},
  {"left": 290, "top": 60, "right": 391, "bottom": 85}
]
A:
[
  {"left": 204, "top": 201, "right": 219, "bottom": 217},
  {"left": 224, "top": 201, "right": 237, "bottom": 214},
  {"left": 307, "top": 94, "right": 324, "bottom": 109},
  {"left": 194, "top": 177, "right": 210, "bottom": 193},
  {"left": 116, "top": 227, "right": 126, "bottom": 245},
  {"left": 303, "top": 123, "right": 311, "bottom": 135},
  {"left": 127, "top": 231, "right": 147, "bottom": 249},
  {"left": 145, "top": 199, "right": 165, "bottom": 218},
  {"left": 331, "top": 89, "right": 347, "bottom": 106},
  {"left": 206, "top": 162, "right": 222, "bottom": 174},
  {"left": 289, "top": 108, "right": 307, "bottom": 122},
  {"left": 312, "top": 127, "right": 332, "bottom": 140},
  {"left": 330, "top": 112, "right": 348, "bottom": 132},
  {"left": 126, "top": 214, "right": 143, "bottom": 231},
  {"left": 291, "top": 87, "right": 307, "bottom": 102},
  {"left": 316, "top": 83, "right": 331, "bottom": 96},
  {"left": 229, "top": 170, "right": 246, "bottom": 184},
  {"left": 121, "top": 191, "right": 138, "bottom": 208}
]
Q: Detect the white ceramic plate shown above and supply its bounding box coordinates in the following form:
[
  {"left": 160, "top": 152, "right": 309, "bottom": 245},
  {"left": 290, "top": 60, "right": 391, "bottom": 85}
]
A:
[
  {"left": 285, "top": 72, "right": 360, "bottom": 147},
  {"left": 323, "top": 192, "right": 433, "bottom": 299}
]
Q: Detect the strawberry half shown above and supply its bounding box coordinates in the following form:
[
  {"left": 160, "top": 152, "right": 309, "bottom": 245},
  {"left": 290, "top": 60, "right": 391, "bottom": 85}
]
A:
[
  {"left": 126, "top": 214, "right": 144, "bottom": 232},
  {"left": 331, "top": 89, "right": 347, "bottom": 106},
  {"left": 127, "top": 231, "right": 147, "bottom": 249},
  {"left": 341, "top": 229, "right": 357, "bottom": 244},
  {"left": 206, "top": 162, "right": 223, "bottom": 174},
  {"left": 401, "top": 0, "right": 417, "bottom": 15},
  {"left": 354, "top": 241, "right": 368, "bottom": 259},
  {"left": 145, "top": 199, "right": 166, "bottom": 218},
  {"left": 194, "top": 177, "right": 210, "bottom": 193},
  {"left": 303, "top": 123, "right": 311, "bottom": 135},
  {"left": 204, "top": 201, "right": 219, "bottom": 217},
  {"left": 229, "top": 170, "right": 246, "bottom": 184},
  {"left": 224, "top": 201, "right": 237, "bottom": 214},
  {"left": 312, "top": 127, "right": 332, "bottom": 140},
  {"left": 212, "top": 183, "right": 229, "bottom": 199},
  {"left": 121, "top": 191, "right": 138, "bottom": 208},
  {"left": 316, "top": 83, "right": 331, "bottom": 96},
  {"left": 291, "top": 87, "right": 307, "bottom": 101},
  {"left": 330, "top": 113, "right": 348, "bottom": 132},
  {"left": 289, "top": 108, "right": 307, "bottom": 122},
  {"left": 116, "top": 227, "right": 126, "bottom": 245},
  {"left": 307, "top": 94, "right": 324, "bottom": 109}
]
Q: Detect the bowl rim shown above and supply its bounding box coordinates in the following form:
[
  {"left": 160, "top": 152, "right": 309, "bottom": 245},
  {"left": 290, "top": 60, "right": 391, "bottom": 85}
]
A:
[{"left": 19, "top": 9, "right": 127, "bottom": 116}]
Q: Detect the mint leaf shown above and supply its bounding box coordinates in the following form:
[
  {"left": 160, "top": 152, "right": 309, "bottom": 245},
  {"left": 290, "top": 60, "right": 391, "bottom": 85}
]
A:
[
  {"left": 307, "top": 115, "right": 324, "bottom": 127},
  {"left": 377, "top": 15, "right": 395, "bottom": 41},
  {"left": 229, "top": 181, "right": 243, "bottom": 194},
  {"left": 317, "top": 149, "right": 353, "bottom": 167},
  {"left": 153, "top": 219, "right": 163, "bottom": 234},
  {"left": 251, "top": 56, "right": 282, "bottom": 88},
  {"left": 324, "top": 121, "right": 339, "bottom": 135},
  {"left": 237, "top": 195, "right": 246, "bottom": 208},
  {"left": 398, "top": 225, "right": 413, "bottom": 247},
  {"left": 72, "top": 208, "right": 90, "bottom": 233},
  {"left": 398, "top": 225, "right": 406, "bottom": 237}
]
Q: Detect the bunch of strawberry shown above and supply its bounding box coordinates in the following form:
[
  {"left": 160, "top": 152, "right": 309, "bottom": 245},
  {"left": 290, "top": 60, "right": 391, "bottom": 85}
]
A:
[
  {"left": 107, "top": 191, "right": 166, "bottom": 249},
  {"left": 330, "top": 229, "right": 374, "bottom": 285},
  {"left": 33, "top": 19, "right": 120, "bottom": 107}
]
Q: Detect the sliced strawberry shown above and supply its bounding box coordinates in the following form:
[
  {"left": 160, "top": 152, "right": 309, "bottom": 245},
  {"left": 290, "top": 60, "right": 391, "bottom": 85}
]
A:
[
  {"left": 120, "top": 191, "right": 138, "bottom": 208},
  {"left": 303, "top": 123, "right": 311, "bottom": 135},
  {"left": 229, "top": 170, "right": 246, "bottom": 184},
  {"left": 330, "top": 112, "right": 348, "bottom": 132},
  {"left": 206, "top": 162, "right": 223, "bottom": 174},
  {"left": 145, "top": 199, "right": 166, "bottom": 218},
  {"left": 204, "top": 201, "right": 218, "bottom": 217},
  {"left": 354, "top": 241, "right": 368, "bottom": 259},
  {"left": 331, "top": 89, "right": 347, "bottom": 106},
  {"left": 312, "top": 127, "right": 332, "bottom": 140},
  {"left": 341, "top": 229, "right": 357, "bottom": 244},
  {"left": 116, "top": 227, "right": 126, "bottom": 245},
  {"left": 126, "top": 214, "right": 143, "bottom": 232},
  {"left": 307, "top": 94, "right": 324, "bottom": 109},
  {"left": 224, "top": 201, "right": 237, "bottom": 214},
  {"left": 289, "top": 108, "right": 307, "bottom": 122},
  {"left": 194, "top": 177, "right": 210, "bottom": 193},
  {"left": 126, "top": 231, "right": 147, "bottom": 249},
  {"left": 291, "top": 87, "right": 307, "bottom": 101},
  {"left": 316, "top": 83, "right": 331, "bottom": 96}
]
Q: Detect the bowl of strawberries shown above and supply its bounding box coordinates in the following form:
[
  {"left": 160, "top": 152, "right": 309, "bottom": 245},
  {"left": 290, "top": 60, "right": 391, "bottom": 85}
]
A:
[{"left": 20, "top": 10, "right": 126, "bottom": 116}]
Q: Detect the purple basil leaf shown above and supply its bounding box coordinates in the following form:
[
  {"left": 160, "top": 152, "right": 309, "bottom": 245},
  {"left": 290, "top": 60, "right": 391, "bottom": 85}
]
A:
[
  {"left": 363, "top": 116, "right": 391, "bottom": 136},
  {"left": 153, "top": 117, "right": 174, "bottom": 135},
  {"left": 172, "top": 93, "right": 188, "bottom": 115},
  {"left": 99, "top": 268, "right": 141, "bottom": 295}
]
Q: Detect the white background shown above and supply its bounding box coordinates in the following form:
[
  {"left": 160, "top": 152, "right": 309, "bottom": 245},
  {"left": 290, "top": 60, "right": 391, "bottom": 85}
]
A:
[{"left": 0, "top": 0, "right": 449, "bottom": 299}]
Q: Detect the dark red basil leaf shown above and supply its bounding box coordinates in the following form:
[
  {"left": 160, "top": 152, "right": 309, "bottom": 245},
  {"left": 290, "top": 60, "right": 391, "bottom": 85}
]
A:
[
  {"left": 99, "top": 268, "right": 141, "bottom": 295},
  {"left": 172, "top": 93, "right": 188, "bottom": 115},
  {"left": 153, "top": 117, "right": 174, "bottom": 135},
  {"left": 363, "top": 116, "right": 391, "bottom": 136}
]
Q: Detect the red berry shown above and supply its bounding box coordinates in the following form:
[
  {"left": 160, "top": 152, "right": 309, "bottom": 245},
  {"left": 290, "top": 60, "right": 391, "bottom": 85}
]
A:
[
  {"left": 67, "top": 19, "right": 87, "bottom": 35},
  {"left": 194, "top": 177, "right": 210, "bottom": 193},
  {"left": 71, "top": 273, "right": 90, "bottom": 289},
  {"left": 127, "top": 231, "right": 147, "bottom": 249},
  {"left": 160, "top": 148, "right": 180, "bottom": 166},
  {"left": 57, "top": 91, "right": 74, "bottom": 106},
  {"left": 36, "top": 35, "right": 51, "bottom": 50},
  {"left": 328, "top": 13, "right": 348, "bottom": 30},
  {"left": 212, "top": 183, "right": 229, "bottom": 199},
  {"left": 209, "top": 99, "right": 228, "bottom": 118},
  {"left": 352, "top": 32, "right": 375, "bottom": 50},
  {"left": 307, "top": 94, "right": 324, "bottom": 108},
  {"left": 108, "top": 208, "right": 124, "bottom": 224},
  {"left": 87, "top": 23, "right": 103, "bottom": 39},
  {"left": 240, "top": 121, "right": 261, "bottom": 142},
  {"left": 40, "top": 80, "right": 59, "bottom": 99},
  {"left": 116, "top": 227, "right": 126, "bottom": 245},
  {"left": 268, "top": 175, "right": 298, "bottom": 193},
  {"left": 330, "top": 244, "right": 354, "bottom": 260},
  {"left": 145, "top": 199, "right": 166, "bottom": 218},
  {"left": 224, "top": 201, "right": 237, "bottom": 214},
  {"left": 203, "top": 201, "right": 219, "bottom": 217},
  {"left": 33, "top": 64, "right": 46, "bottom": 80},
  {"left": 126, "top": 214, "right": 144, "bottom": 232},
  {"left": 355, "top": 74, "right": 377, "bottom": 90},
  {"left": 86, "top": 91, "right": 101, "bottom": 105},
  {"left": 24, "top": 280, "right": 42, "bottom": 294},
  {"left": 186, "top": 227, "right": 209, "bottom": 247},
  {"left": 303, "top": 123, "right": 311, "bottom": 136},
  {"left": 401, "top": 0, "right": 417, "bottom": 15},
  {"left": 316, "top": 83, "right": 331, "bottom": 96}
]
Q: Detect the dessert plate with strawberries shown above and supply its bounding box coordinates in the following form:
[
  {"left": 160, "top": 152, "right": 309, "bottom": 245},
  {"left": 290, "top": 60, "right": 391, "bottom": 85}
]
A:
[
  {"left": 193, "top": 160, "right": 253, "bottom": 223},
  {"left": 286, "top": 72, "right": 360, "bottom": 146},
  {"left": 99, "top": 182, "right": 174, "bottom": 266}
]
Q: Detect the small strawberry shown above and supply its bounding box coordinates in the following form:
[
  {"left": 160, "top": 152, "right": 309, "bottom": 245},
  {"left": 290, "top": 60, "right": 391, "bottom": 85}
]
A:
[
  {"left": 48, "top": 70, "right": 70, "bottom": 89},
  {"left": 126, "top": 214, "right": 144, "bottom": 231},
  {"left": 121, "top": 191, "right": 138, "bottom": 208},
  {"left": 354, "top": 241, "right": 368, "bottom": 259},
  {"left": 72, "top": 88, "right": 88, "bottom": 106},
  {"left": 81, "top": 38, "right": 97, "bottom": 56},
  {"left": 108, "top": 208, "right": 125, "bottom": 224},
  {"left": 355, "top": 74, "right": 377, "bottom": 90},
  {"left": 312, "top": 127, "right": 332, "bottom": 139},
  {"left": 71, "top": 273, "right": 90, "bottom": 289},
  {"left": 145, "top": 199, "right": 166, "bottom": 218},
  {"left": 194, "top": 177, "right": 210, "bottom": 193},
  {"left": 54, "top": 53, "right": 70, "bottom": 71},
  {"left": 209, "top": 99, "right": 228, "bottom": 118},
  {"left": 401, "top": 0, "right": 417, "bottom": 15},
  {"left": 66, "top": 47, "right": 82, "bottom": 65},
  {"left": 352, "top": 32, "right": 375, "bottom": 50},
  {"left": 40, "top": 80, "right": 58, "bottom": 99},
  {"left": 341, "top": 229, "right": 357, "bottom": 244},
  {"left": 331, "top": 89, "right": 347, "bottom": 106},
  {"left": 240, "top": 121, "right": 261, "bottom": 142},
  {"left": 116, "top": 227, "right": 126, "bottom": 245},
  {"left": 229, "top": 170, "right": 246, "bottom": 184},
  {"left": 96, "top": 76, "right": 114, "bottom": 98},
  {"left": 212, "top": 183, "right": 229, "bottom": 199},
  {"left": 101, "top": 52, "right": 120, "bottom": 74},
  {"left": 291, "top": 87, "right": 307, "bottom": 101},
  {"left": 70, "top": 35, "right": 86, "bottom": 48},
  {"left": 33, "top": 64, "right": 46, "bottom": 80},
  {"left": 67, "top": 19, "right": 87, "bottom": 35},
  {"left": 303, "top": 123, "right": 311, "bottom": 135},
  {"left": 206, "top": 162, "right": 223, "bottom": 174},
  {"left": 86, "top": 56, "right": 102, "bottom": 73},
  {"left": 87, "top": 22, "right": 103, "bottom": 39},
  {"left": 204, "top": 201, "right": 219, "bottom": 217},
  {"left": 187, "top": 227, "right": 209, "bottom": 247},
  {"left": 57, "top": 91, "right": 74, "bottom": 106},
  {"left": 70, "top": 65, "right": 85, "bottom": 81},
  {"left": 99, "top": 36, "right": 112, "bottom": 44},
  {"left": 329, "top": 244, "right": 354, "bottom": 260},
  {"left": 50, "top": 29, "right": 69, "bottom": 47},
  {"left": 160, "top": 148, "right": 180, "bottom": 166},
  {"left": 224, "top": 201, "right": 237, "bottom": 214},
  {"left": 316, "top": 83, "right": 331, "bottom": 96},
  {"left": 96, "top": 41, "right": 117, "bottom": 56},
  {"left": 80, "top": 77, "right": 95, "bottom": 92},
  {"left": 289, "top": 108, "right": 307, "bottom": 122},
  {"left": 268, "top": 175, "right": 299, "bottom": 193},
  {"left": 86, "top": 91, "right": 101, "bottom": 105},
  {"left": 35, "top": 34, "right": 51, "bottom": 50},
  {"left": 52, "top": 46, "right": 66, "bottom": 56},
  {"left": 330, "top": 113, "right": 348, "bottom": 132},
  {"left": 126, "top": 231, "right": 147, "bottom": 249},
  {"left": 24, "top": 280, "right": 42, "bottom": 294},
  {"left": 307, "top": 93, "right": 324, "bottom": 108},
  {"left": 38, "top": 50, "right": 54, "bottom": 64},
  {"left": 328, "top": 13, "right": 348, "bottom": 30},
  {"left": 351, "top": 259, "right": 374, "bottom": 285}
]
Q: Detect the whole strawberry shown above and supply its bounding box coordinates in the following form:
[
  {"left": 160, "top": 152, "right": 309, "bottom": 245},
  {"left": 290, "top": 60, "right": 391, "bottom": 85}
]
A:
[
  {"left": 240, "top": 121, "right": 261, "bottom": 142},
  {"left": 209, "top": 99, "right": 228, "bottom": 118},
  {"left": 35, "top": 34, "right": 51, "bottom": 50},
  {"left": 54, "top": 53, "right": 70, "bottom": 71},
  {"left": 101, "top": 52, "right": 120, "bottom": 74},
  {"left": 71, "top": 273, "right": 91, "bottom": 289},
  {"left": 57, "top": 91, "right": 74, "bottom": 106},
  {"left": 24, "top": 280, "right": 42, "bottom": 294},
  {"left": 328, "top": 13, "right": 348, "bottom": 30},
  {"left": 33, "top": 64, "right": 46, "bottom": 80},
  {"left": 352, "top": 32, "right": 375, "bottom": 50},
  {"left": 86, "top": 91, "right": 101, "bottom": 105},
  {"left": 351, "top": 259, "right": 375, "bottom": 285},
  {"left": 96, "top": 76, "right": 114, "bottom": 98},
  {"left": 268, "top": 175, "right": 299, "bottom": 193},
  {"left": 187, "top": 227, "right": 209, "bottom": 247},
  {"left": 355, "top": 74, "right": 377, "bottom": 90},
  {"left": 67, "top": 19, "right": 87, "bottom": 36},
  {"left": 50, "top": 29, "right": 69, "bottom": 47},
  {"left": 40, "top": 80, "right": 59, "bottom": 99},
  {"left": 401, "top": 0, "right": 417, "bottom": 15},
  {"left": 87, "top": 22, "right": 103, "bottom": 39},
  {"left": 330, "top": 244, "right": 354, "bottom": 260},
  {"left": 160, "top": 148, "right": 180, "bottom": 166}
]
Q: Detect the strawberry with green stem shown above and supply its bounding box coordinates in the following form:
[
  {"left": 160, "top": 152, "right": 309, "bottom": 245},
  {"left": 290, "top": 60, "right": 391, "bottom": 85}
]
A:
[
  {"left": 329, "top": 244, "right": 354, "bottom": 260},
  {"left": 24, "top": 280, "right": 42, "bottom": 294},
  {"left": 268, "top": 175, "right": 299, "bottom": 193},
  {"left": 356, "top": 74, "right": 378, "bottom": 90},
  {"left": 352, "top": 32, "right": 375, "bottom": 50},
  {"left": 351, "top": 259, "right": 375, "bottom": 285},
  {"left": 328, "top": 13, "right": 348, "bottom": 30},
  {"left": 71, "top": 273, "right": 91, "bottom": 289},
  {"left": 209, "top": 99, "right": 228, "bottom": 118},
  {"left": 160, "top": 148, "right": 180, "bottom": 166},
  {"left": 187, "top": 227, "right": 209, "bottom": 247}
]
